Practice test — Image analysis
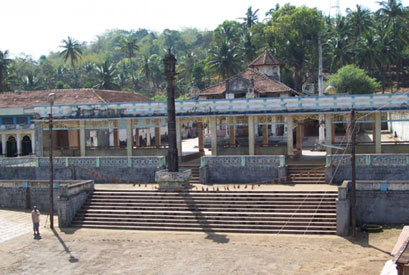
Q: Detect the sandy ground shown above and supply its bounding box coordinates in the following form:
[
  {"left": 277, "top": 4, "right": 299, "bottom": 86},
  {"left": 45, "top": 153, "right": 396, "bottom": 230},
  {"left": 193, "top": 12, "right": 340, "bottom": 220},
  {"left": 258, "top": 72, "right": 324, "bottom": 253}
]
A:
[{"left": 0, "top": 211, "right": 401, "bottom": 275}]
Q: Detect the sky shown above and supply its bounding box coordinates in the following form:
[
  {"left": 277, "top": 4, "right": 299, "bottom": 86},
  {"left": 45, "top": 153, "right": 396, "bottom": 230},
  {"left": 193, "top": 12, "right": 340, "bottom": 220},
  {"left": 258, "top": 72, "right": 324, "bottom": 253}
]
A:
[{"left": 1, "top": 0, "right": 408, "bottom": 59}]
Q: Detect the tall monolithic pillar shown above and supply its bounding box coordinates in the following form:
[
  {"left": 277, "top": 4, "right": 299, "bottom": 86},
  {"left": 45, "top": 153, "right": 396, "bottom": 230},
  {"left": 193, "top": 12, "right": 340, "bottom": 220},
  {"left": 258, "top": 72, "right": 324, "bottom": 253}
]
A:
[
  {"left": 198, "top": 120, "right": 204, "bottom": 154},
  {"left": 209, "top": 116, "right": 218, "bottom": 156},
  {"left": 176, "top": 118, "right": 182, "bottom": 157},
  {"left": 248, "top": 116, "right": 255, "bottom": 155},
  {"left": 375, "top": 112, "right": 382, "bottom": 154},
  {"left": 126, "top": 119, "right": 133, "bottom": 156},
  {"left": 325, "top": 114, "right": 333, "bottom": 154},
  {"left": 80, "top": 120, "right": 86, "bottom": 157},
  {"left": 287, "top": 115, "right": 294, "bottom": 156}
]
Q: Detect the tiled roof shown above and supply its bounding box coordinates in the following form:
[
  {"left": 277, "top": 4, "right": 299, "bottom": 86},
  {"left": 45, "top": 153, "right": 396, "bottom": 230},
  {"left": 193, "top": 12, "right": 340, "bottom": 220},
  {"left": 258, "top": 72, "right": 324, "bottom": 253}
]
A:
[
  {"left": 0, "top": 89, "right": 150, "bottom": 108},
  {"left": 249, "top": 49, "right": 284, "bottom": 67},
  {"left": 200, "top": 68, "right": 295, "bottom": 96}
]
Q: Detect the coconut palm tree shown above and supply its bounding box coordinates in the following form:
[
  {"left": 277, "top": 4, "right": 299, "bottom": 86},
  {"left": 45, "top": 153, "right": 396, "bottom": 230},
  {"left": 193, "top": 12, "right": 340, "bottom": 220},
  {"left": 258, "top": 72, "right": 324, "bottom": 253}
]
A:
[
  {"left": 59, "top": 36, "right": 82, "bottom": 69},
  {"left": 240, "top": 6, "right": 259, "bottom": 28},
  {"left": 120, "top": 33, "right": 139, "bottom": 60},
  {"left": 95, "top": 59, "right": 118, "bottom": 90},
  {"left": 208, "top": 38, "right": 241, "bottom": 80}
]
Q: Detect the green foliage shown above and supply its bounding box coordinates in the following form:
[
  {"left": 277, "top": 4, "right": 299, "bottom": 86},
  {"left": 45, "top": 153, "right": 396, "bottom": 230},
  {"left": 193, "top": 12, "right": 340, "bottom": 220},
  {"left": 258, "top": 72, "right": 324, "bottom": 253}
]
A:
[
  {"left": 152, "top": 93, "right": 167, "bottom": 101},
  {"left": 329, "top": 65, "right": 380, "bottom": 94},
  {"left": 55, "top": 80, "right": 64, "bottom": 89}
]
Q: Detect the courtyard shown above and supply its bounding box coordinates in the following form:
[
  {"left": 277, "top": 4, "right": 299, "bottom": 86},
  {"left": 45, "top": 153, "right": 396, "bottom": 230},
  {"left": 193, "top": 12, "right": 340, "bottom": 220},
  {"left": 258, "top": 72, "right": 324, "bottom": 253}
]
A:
[{"left": 0, "top": 209, "right": 400, "bottom": 275}]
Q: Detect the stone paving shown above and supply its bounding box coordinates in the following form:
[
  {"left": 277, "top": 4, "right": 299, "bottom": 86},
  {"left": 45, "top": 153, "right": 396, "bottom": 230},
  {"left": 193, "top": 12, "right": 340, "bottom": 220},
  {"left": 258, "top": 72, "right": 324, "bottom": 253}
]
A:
[{"left": 0, "top": 209, "right": 38, "bottom": 243}]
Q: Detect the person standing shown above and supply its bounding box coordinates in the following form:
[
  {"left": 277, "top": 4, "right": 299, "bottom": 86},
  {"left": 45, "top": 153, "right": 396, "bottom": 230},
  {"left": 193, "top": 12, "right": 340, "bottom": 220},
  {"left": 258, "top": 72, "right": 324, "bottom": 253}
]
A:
[{"left": 31, "top": 206, "right": 40, "bottom": 236}]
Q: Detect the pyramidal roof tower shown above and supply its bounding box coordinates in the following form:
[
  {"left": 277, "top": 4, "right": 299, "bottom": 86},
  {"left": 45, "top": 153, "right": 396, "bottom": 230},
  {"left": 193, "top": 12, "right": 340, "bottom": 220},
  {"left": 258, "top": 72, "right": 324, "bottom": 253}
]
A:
[{"left": 248, "top": 49, "right": 284, "bottom": 81}]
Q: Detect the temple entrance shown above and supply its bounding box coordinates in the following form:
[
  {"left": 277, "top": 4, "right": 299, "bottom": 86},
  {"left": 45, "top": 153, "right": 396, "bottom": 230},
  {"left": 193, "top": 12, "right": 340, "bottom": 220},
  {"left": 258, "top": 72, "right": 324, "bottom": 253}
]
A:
[
  {"left": 6, "top": 136, "right": 17, "bottom": 157},
  {"left": 21, "top": 135, "right": 32, "bottom": 156}
]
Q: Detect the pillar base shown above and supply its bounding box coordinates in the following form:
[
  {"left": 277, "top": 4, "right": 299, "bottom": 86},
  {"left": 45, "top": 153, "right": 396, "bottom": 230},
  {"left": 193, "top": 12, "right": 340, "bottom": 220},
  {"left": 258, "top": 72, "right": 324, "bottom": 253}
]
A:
[{"left": 155, "top": 169, "right": 192, "bottom": 190}]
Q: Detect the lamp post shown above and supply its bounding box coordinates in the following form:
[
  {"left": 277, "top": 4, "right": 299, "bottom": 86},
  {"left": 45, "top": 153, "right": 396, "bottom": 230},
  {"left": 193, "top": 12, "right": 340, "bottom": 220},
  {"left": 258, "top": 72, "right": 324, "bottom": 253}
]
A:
[
  {"left": 48, "top": 92, "right": 56, "bottom": 229},
  {"left": 163, "top": 49, "right": 178, "bottom": 172}
]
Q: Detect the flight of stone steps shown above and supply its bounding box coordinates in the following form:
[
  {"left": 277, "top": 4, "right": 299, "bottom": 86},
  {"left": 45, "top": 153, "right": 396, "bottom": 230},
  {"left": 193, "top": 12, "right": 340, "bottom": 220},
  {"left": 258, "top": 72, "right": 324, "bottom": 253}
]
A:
[
  {"left": 287, "top": 164, "right": 326, "bottom": 184},
  {"left": 71, "top": 189, "right": 337, "bottom": 234},
  {"left": 179, "top": 164, "right": 200, "bottom": 185}
]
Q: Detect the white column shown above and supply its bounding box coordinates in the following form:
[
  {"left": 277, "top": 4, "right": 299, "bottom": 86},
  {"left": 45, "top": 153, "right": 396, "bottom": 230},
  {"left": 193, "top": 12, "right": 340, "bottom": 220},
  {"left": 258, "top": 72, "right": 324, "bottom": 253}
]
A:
[
  {"left": 1, "top": 134, "right": 6, "bottom": 157},
  {"left": 287, "top": 115, "right": 294, "bottom": 156},
  {"left": 108, "top": 122, "right": 114, "bottom": 147},
  {"left": 271, "top": 116, "right": 277, "bottom": 136},
  {"left": 375, "top": 112, "right": 382, "bottom": 154},
  {"left": 176, "top": 118, "right": 182, "bottom": 157},
  {"left": 319, "top": 114, "right": 325, "bottom": 144},
  {"left": 248, "top": 116, "right": 255, "bottom": 155},
  {"left": 16, "top": 132, "right": 21, "bottom": 156},
  {"left": 254, "top": 117, "right": 259, "bottom": 137},
  {"left": 31, "top": 131, "right": 36, "bottom": 155},
  {"left": 126, "top": 119, "right": 132, "bottom": 156},
  {"left": 209, "top": 117, "right": 217, "bottom": 155},
  {"left": 325, "top": 114, "right": 333, "bottom": 154},
  {"left": 80, "top": 120, "right": 86, "bottom": 157}
]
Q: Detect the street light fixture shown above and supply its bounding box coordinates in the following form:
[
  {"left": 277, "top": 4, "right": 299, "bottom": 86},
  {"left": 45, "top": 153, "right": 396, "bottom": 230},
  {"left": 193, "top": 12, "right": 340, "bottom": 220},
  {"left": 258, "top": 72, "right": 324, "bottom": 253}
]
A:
[{"left": 48, "top": 92, "right": 56, "bottom": 229}]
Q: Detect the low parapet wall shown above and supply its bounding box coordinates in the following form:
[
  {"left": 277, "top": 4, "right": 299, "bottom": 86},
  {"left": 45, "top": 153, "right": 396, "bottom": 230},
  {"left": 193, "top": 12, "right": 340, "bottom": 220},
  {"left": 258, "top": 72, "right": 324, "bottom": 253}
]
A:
[
  {"left": 200, "top": 155, "right": 286, "bottom": 184},
  {"left": 336, "top": 180, "right": 409, "bottom": 236},
  {"left": 0, "top": 156, "right": 166, "bottom": 183},
  {"left": 326, "top": 154, "right": 409, "bottom": 184}
]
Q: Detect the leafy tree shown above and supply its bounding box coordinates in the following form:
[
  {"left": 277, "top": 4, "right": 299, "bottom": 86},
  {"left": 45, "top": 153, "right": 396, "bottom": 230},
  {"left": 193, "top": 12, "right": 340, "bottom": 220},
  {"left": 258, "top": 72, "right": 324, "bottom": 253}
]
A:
[
  {"left": 119, "top": 32, "right": 139, "bottom": 60},
  {"left": 0, "top": 50, "right": 11, "bottom": 92},
  {"left": 329, "top": 64, "right": 380, "bottom": 94}
]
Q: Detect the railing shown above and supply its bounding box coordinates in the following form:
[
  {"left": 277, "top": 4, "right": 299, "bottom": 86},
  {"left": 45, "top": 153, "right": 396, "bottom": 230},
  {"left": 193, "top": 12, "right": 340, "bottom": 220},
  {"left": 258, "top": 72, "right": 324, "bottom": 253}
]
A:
[
  {"left": 200, "top": 155, "right": 285, "bottom": 168},
  {"left": 326, "top": 154, "right": 409, "bottom": 167},
  {"left": 31, "top": 93, "right": 409, "bottom": 119},
  {"left": 0, "top": 156, "right": 166, "bottom": 168}
]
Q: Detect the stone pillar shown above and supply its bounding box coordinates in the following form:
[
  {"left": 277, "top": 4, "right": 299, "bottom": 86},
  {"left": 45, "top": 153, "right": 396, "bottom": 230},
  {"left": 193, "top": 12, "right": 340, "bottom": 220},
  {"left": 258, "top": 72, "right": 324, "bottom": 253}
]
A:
[
  {"left": 262, "top": 124, "right": 269, "bottom": 146},
  {"left": 126, "top": 120, "right": 133, "bottom": 156},
  {"left": 248, "top": 116, "right": 255, "bottom": 155},
  {"left": 319, "top": 114, "right": 325, "bottom": 144},
  {"left": 375, "top": 112, "right": 382, "bottom": 154},
  {"left": 108, "top": 122, "right": 114, "bottom": 147},
  {"left": 345, "top": 113, "right": 351, "bottom": 143},
  {"left": 176, "top": 118, "right": 182, "bottom": 157},
  {"left": 114, "top": 129, "right": 119, "bottom": 147},
  {"left": 325, "top": 114, "right": 333, "bottom": 154},
  {"left": 287, "top": 115, "right": 294, "bottom": 156},
  {"left": 296, "top": 122, "right": 303, "bottom": 152},
  {"left": 198, "top": 121, "right": 204, "bottom": 153},
  {"left": 16, "top": 132, "right": 21, "bottom": 156},
  {"left": 209, "top": 116, "right": 217, "bottom": 156},
  {"left": 229, "top": 117, "right": 235, "bottom": 146},
  {"left": 31, "top": 131, "right": 36, "bottom": 156},
  {"left": 155, "top": 127, "right": 161, "bottom": 148},
  {"left": 79, "top": 120, "right": 86, "bottom": 157},
  {"left": 34, "top": 122, "right": 43, "bottom": 157},
  {"left": 271, "top": 116, "right": 277, "bottom": 136},
  {"left": 134, "top": 129, "right": 140, "bottom": 147},
  {"left": 1, "top": 134, "right": 6, "bottom": 157}
]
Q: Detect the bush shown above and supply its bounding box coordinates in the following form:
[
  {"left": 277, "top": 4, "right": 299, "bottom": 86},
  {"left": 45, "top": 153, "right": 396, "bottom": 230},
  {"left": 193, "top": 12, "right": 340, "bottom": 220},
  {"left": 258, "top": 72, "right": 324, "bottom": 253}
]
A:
[{"left": 329, "top": 65, "right": 380, "bottom": 94}]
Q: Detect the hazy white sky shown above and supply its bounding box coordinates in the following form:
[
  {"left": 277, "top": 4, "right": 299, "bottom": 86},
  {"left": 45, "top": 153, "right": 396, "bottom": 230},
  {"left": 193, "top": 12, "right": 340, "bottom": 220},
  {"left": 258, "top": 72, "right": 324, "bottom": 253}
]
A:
[{"left": 1, "top": 0, "right": 408, "bottom": 59}]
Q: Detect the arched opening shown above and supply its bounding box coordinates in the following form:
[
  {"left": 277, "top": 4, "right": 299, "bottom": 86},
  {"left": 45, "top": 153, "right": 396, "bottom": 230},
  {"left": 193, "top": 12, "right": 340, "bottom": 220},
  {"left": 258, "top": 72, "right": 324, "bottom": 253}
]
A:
[
  {"left": 6, "top": 136, "right": 17, "bottom": 157},
  {"left": 21, "top": 135, "right": 32, "bottom": 156}
]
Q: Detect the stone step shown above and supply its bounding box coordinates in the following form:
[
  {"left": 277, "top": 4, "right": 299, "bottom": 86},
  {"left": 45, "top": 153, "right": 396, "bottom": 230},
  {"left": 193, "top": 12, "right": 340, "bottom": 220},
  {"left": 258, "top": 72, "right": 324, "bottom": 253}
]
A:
[
  {"left": 82, "top": 205, "right": 336, "bottom": 213},
  {"left": 73, "top": 217, "right": 336, "bottom": 227},
  {"left": 93, "top": 190, "right": 338, "bottom": 195},
  {"left": 90, "top": 196, "right": 335, "bottom": 203},
  {"left": 70, "top": 222, "right": 336, "bottom": 234},
  {"left": 78, "top": 209, "right": 336, "bottom": 216},
  {"left": 76, "top": 212, "right": 336, "bottom": 222}
]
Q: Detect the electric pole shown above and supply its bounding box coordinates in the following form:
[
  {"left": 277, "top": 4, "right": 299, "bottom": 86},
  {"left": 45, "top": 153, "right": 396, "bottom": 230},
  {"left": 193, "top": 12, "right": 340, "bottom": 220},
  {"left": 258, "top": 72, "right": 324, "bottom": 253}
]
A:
[{"left": 350, "top": 109, "right": 356, "bottom": 237}]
